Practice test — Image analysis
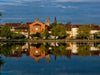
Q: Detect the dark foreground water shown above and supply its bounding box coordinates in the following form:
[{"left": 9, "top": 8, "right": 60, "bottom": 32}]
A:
[{"left": 0, "top": 42, "right": 100, "bottom": 75}]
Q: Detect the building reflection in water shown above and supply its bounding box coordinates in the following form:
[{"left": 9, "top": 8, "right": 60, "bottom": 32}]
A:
[{"left": 0, "top": 42, "right": 100, "bottom": 63}]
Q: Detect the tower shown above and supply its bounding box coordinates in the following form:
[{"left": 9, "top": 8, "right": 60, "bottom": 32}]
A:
[
  {"left": 46, "top": 54, "right": 50, "bottom": 63},
  {"left": 35, "top": 17, "right": 39, "bottom": 22},
  {"left": 54, "top": 17, "right": 57, "bottom": 24},
  {"left": 46, "top": 17, "right": 50, "bottom": 26}
]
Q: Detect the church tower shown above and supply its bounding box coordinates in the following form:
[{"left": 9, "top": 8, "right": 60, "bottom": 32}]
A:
[
  {"left": 46, "top": 17, "right": 50, "bottom": 26},
  {"left": 54, "top": 17, "right": 57, "bottom": 24},
  {"left": 35, "top": 17, "right": 39, "bottom": 22}
]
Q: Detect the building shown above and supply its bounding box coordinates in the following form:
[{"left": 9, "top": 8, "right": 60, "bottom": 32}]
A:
[
  {"left": 6, "top": 23, "right": 22, "bottom": 32},
  {"left": 46, "top": 17, "right": 50, "bottom": 26},
  {"left": 29, "top": 17, "right": 46, "bottom": 34},
  {"left": 70, "top": 24, "right": 100, "bottom": 39},
  {"left": 15, "top": 25, "right": 29, "bottom": 38},
  {"left": 29, "top": 47, "right": 46, "bottom": 63}
]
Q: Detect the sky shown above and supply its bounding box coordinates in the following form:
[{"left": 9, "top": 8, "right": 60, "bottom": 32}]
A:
[{"left": 0, "top": 0, "right": 100, "bottom": 24}]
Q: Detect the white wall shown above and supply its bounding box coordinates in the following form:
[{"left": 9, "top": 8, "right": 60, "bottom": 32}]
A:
[
  {"left": 72, "top": 28, "right": 78, "bottom": 38},
  {"left": 90, "top": 30, "right": 99, "bottom": 34}
]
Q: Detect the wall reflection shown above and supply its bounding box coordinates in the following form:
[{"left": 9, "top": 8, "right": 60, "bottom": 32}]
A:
[{"left": 0, "top": 42, "right": 100, "bottom": 63}]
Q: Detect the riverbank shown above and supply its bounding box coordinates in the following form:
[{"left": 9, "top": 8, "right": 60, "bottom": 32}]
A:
[{"left": 0, "top": 39, "right": 100, "bottom": 43}]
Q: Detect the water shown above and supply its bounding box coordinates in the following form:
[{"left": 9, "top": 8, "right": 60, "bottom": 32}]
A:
[{"left": 0, "top": 42, "right": 100, "bottom": 75}]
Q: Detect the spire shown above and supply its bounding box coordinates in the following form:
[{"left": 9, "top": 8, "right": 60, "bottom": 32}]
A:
[{"left": 54, "top": 17, "right": 57, "bottom": 24}]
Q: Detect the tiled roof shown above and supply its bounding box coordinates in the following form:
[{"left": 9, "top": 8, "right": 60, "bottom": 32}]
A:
[
  {"left": 0, "top": 24, "right": 5, "bottom": 27},
  {"left": 15, "top": 25, "right": 29, "bottom": 29},
  {"left": 66, "top": 25, "right": 72, "bottom": 31},
  {"left": 26, "top": 22, "right": 33, "bottom": 25},
  {"left": 5, "top": 23, "right": 22, "bottom": 26}
]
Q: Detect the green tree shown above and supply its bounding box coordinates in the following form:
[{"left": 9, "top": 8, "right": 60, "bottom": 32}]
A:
[
  {"left": 50, "top": 23, "right": 57, "bottom": 27},
  {"left": 77, "top": 44, "right": 91, "bottom": 57},
  {"left": 0, "top": 58, "right": 4, "bottom": 67},
  {"left": 0, "top": 25, "right": 12, "bottom": 39},
  {"left": 93, "top": 31, "right": 100, "bottom": 39},
  {"left": 65, "top": 21, "right": 72, "bottom": 26},
  {"left": 40, "top": 29, "right": 49, "bottom": 39},
  {"left": 30, "top": 32, "right": 40, "bottom": 39},
  {"left": 51, "top": 24, "right": 67, "bottom": 39},
  {"left": 77, "top": 25, "right": 91, "bottom": 39},
  {"left": 0, "top": 12, "right": 2, "bottom": 16},
  {"left": 50, "top": 45, "right": 66, "bottom": 56}
]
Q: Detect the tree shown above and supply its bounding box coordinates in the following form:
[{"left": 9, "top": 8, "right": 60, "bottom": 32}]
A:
[
  {"left": 40, "top": 29, "right": 49, "bottom": 39},
  {"left": 77, "top": 24, "right": 91, "bottom": 39},
  {"left": 50, "top": 23, "right": 57, "bottom": 27},
  {"left": 77, "top": 44, "right": 91, "bottom": 57},
  {"left": 58, "top": 23, "right": 64, "bottom": 26},
  {"left": 51, "top": 24, "right": 67, "bottom": 39},
  {"left": 11, "top": 32, "right": 26, "bottom": 39},
  {"left": 0, "top": 57, "right": 4, "bottom": 67},
  {"left": 65, "top": 21, "right": 72, "bottom": 26},
  {"left": 30, "top": 32, "right": 40, "bottom": 39},
  {"left": 50, "top": 45, "right": 67, "bottom": 56},
  {"left": 93, "top": 31, "right": 100, "bottom": 39},
  {"left": 0, "top": 12, "right": 2, "bottom": 16},
  {"left": 0, "top": 25, "right": 12, "bottom": 39}
]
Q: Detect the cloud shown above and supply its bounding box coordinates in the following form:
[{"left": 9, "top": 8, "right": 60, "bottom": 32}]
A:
[
  {"left": 40, "top": 5, "right": 45, "bottom": 7},
  {"left": 0, "top": 9, "right": 5, "bottom": 12},
  {"left": 0, "top": 0, "right": 100, "bottom": 7},
  {"left": 53, "top": 0, "right": 100, "bottom": 2},
  {"left": 0, "top": 0, "right": 40, "bottom": 6}
]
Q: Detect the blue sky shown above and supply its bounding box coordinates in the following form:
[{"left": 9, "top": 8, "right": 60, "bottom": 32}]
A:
[{"left": 0, "top": 0, "right": 100, "bottom": 24}]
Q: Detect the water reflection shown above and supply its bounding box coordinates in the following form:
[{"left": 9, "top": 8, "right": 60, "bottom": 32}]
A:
[
  {"left": 0, "top": 57, "right": 4, "bottom": 67},
  {"left": 0, "top": 42, "right": 100, "bottom": 63}
]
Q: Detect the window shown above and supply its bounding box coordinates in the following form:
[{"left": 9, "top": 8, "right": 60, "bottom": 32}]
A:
[
  {"left": 35, "top": 28, "right": 38, "bottom": 30},
  {"left": 32, "top": 28, "right": 33, "bottom": 31},
  {"left": 35, "top": 50, "right": 38, "bottom": 53}
]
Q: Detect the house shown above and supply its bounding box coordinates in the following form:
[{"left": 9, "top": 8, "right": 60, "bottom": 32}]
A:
[
  {"left": 71, "top": 24, "right": 100, "bottom": 39},
  {"left": 89, "top": 25, "right": 100, "bottom": 39},
  {"left": 65, "top": 25, "right": 72, "bottom": 39},
  {"left": 6, "top": 23, "right": 22, "bottom": 31},
  {"left": 15, "top": 25, "right": 29, "bottom": 38},
  {"left": 71, "top": 24, "right": 80, "bottom": 39},
  {"left": 29, "top": 17, "right": 46, "bottom": 34},
  {"left": 29, "top": 47, "right": 46, "bottom": 63}
]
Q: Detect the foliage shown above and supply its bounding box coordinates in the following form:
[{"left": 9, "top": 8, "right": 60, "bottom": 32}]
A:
[
  {"left": 30, "top": 32, "right": 40, "bottom": 39},
  {"left": 0, "top": 12, "right": 2, "bottom": 16},
  {"left": 58, "top": 23, "right": 65, "bottom": 26},
  {"left": 40, "top": 44, "right": 49, "bottom": 52},
  {"left": 77, "top": 44, "right": 91, "bottom": 57},
  {"left": 0, "top": 43, "right": 23, "bottom": 57},
  {"left": 93, "top": 31, "right": 100, "bottom": 39},
  {"left": 0, "top": 25, "right": 12, "bottom": 39},
  {"left": 40, "top": 29, "right": 49, "bottom": 39},
  {"left": 0, "top": 57, "right": 4, "bottom": 67},
  {"left": 11, "top": 32, "right": 26, "bottom": 39},
  {"left": 50, "top": 45, "right": 66, "bottom": 56},
  {"left": 51, "top": 24, "right": 67, "bottom": 39},
  {"left": 0, "top": 43, "right": 12, "bottom": 57},
  {"left": 50, "top": 23, "right": 57, "bottom": 27},
  {"left": 65, "top": 21, "right": 72, "bottom": 25},
  {"left": 77, "top": 25, "right": 91, "bottom": 39}
]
